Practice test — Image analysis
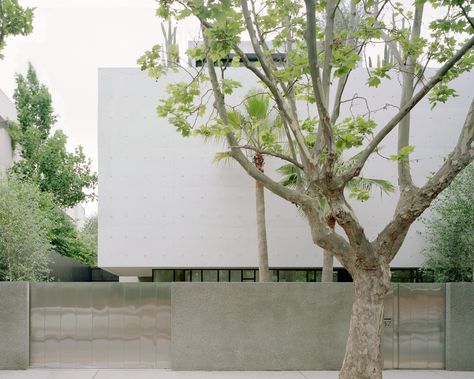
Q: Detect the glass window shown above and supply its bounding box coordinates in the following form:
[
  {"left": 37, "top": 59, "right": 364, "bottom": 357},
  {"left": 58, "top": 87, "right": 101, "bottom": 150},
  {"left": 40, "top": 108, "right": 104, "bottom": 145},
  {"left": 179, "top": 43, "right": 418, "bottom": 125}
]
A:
[
  {"left": 153, "top": 270, "right": 173, "bottom": 282},
  {"left": 308, "top": 270, "right": 316, "bottom": 282},
  {"left": 272, "top": 270, "right": 278, "bottom": 282},
  {"left": 294, "top": 270, "right": 308, "bottom": 282},
  {"left": 218, "top": 270, "right": 229, "bottom": 282},
  {"left": 185, "top": 270, "right": 191, "bottom": 282},
  {"left": 391, "top": 270, "right": 412, "bottom": 283},
  {"left": 191, "top": 270, "right": 202, "bottom": 282},
  {"left": 230, "top": 270, "right": 241, "bottom": 282},
  {"left": 242, "top": 269, "right": 255, "bottom": 282},
  {"left": 174, "top": 269, "right": 185, "bottom": 282},
  {"left": 202, "top": 270, "right": 218, "bottom": 282}
]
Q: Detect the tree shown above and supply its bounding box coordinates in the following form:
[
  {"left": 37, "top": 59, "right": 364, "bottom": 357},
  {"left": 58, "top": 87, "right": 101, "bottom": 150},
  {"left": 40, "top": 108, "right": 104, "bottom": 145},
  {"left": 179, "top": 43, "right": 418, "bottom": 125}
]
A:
[
  {"left": 218, "top": 92, "right": 284, "bottom": 281},
  {"left": 422, "top": 163, "right": 474, "bottom": 282},
  {"left": 0, "top": 0, "right": 33, "bottom": 59},
  {"left": 279, "top": 164, "right": 394, "bottom": 282},
  {"left": 79, "top": 214, "right": 98, "bottom": 266},
  {"left": 140, "top": 0, "right": 474, "bottom": 377},
  {"left": 40, "top": 200, "right": 96, "bottom": 266},
  {"left": 0, "top": 177, "right": 51, "bottom": 281},
  {"left": 11, "top": 63, "right": 97, "bottom": 208}
]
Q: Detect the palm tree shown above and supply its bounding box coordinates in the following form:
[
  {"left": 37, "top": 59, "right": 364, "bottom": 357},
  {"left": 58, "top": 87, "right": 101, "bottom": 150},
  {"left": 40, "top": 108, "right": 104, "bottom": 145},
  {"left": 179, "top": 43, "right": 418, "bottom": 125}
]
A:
[
  {"left": 212, "top": 92, "right": 282, "bottom": 282},
  {"left": 278, "top": 164, "right": 395, "bottom": 282}
]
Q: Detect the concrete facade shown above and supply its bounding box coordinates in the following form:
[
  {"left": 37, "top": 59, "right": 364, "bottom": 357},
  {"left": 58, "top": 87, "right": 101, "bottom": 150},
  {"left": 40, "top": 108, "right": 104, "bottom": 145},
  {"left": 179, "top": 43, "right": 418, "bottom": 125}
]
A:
[
  {"left": 446, "top": 283, "right": 474, "bottom": 371},
  {"left": 0, "top": 89, "right": 17, "bottom": 175},
  {"left": 98, "top": 67, "right": 474, "bottom": 278},
  {"left": 0, "top": 282, "right": 29, "bottom": 369},
  {"left": 171, "top": 283, "right": 354, "bottom": 370}
]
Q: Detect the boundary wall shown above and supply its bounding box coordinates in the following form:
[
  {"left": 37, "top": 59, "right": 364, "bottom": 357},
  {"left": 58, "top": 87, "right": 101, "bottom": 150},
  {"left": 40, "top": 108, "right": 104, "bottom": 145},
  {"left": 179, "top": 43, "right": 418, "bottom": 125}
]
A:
[{"left": 0, "top": 282, "right": 473, "bottom": 371}]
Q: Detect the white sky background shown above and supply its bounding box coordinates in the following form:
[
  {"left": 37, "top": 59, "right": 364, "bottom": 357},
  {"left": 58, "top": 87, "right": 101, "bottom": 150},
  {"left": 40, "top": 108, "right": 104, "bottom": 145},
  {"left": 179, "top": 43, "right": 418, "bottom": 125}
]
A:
[
  {"left": 0, "top": 0, "right": 447, "bottom": 216},
  {"left": 0, "top": 0, "right": 201, "bottom": 216}
]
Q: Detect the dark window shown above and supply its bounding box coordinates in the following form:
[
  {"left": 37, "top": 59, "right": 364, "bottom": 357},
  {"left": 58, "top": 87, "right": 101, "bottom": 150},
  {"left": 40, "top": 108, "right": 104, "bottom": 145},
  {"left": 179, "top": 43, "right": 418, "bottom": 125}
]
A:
[
  {"left": 153, "top": 270, "right": 173, "bottom": 282},
  {"left": 174, "top": 269, "right": 185, "bottom": 282}
]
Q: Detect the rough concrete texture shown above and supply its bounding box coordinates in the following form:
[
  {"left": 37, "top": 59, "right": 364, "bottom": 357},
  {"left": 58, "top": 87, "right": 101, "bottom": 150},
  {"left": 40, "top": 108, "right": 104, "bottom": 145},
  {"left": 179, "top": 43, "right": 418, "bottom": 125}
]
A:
[
  {"left": 0, "top": 282, "right": 29, "bottom": 369},
  {"left": 446, "top": 283, "right": 474, "bottom": 371},
  {"left": 171, "top": 283, "right": 354, "bottom": 370}
]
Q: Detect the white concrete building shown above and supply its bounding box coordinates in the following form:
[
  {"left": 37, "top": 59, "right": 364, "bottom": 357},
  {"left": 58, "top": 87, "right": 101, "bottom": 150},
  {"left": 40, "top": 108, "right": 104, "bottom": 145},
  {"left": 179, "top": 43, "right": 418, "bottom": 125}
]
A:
[
  {"left": 98, "top": 65, "right": 473, "bottom": 282},
  {"left": 0, "top": 89, "right": 17, "bottom": 175}
]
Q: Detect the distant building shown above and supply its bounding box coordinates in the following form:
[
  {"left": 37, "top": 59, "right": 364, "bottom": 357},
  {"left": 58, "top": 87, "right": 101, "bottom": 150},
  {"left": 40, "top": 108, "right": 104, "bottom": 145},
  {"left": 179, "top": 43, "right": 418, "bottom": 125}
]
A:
[
  {"left": 97, "top": 63, "right": 471, "bottom": 282},
  {"left": 0, "top": 89, "right": 17, "bottom": 175}
]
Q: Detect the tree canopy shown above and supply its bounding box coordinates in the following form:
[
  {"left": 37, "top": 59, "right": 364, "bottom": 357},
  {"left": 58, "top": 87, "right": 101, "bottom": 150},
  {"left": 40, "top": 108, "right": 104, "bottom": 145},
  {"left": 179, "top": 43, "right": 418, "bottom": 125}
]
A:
[
  {"left": 0, "top": 177, "right": 51, "bottom": 281},
  {"left": 0, "top": 0, "right": 33, "bottom": 59},
  {"left": 423, "top": 163, "right": 474, "bottom": 282},
  {"left": 10, "top": 63, "right": 97, "bottom": 208}
]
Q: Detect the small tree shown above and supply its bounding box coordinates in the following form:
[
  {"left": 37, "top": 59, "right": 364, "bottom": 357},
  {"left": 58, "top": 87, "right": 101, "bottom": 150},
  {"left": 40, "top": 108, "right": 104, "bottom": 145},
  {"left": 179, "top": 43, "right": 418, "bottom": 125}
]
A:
[
  {"left": 11, "top": 63, "right": 97, "bottom": 208},
  {"left": 222, "top": 92, "right": 284, "bottom": 281},
  {"left": 0, "top": 177, "right": 51, "bottom": 281},
  {"left": 40, "top": 201, "right": 96, "bottom": 266},
  {"left": 141, "top": 0, "right": 474, "bottom": 377},
  {"left": 79, "top": 215, "right": 98, "bottom": 266},
  {"left": 0, "top": 0, "right": 33, "bottom": 59},
  {"left": 422, "top": 163, "right": 474, "bottom": 282}
]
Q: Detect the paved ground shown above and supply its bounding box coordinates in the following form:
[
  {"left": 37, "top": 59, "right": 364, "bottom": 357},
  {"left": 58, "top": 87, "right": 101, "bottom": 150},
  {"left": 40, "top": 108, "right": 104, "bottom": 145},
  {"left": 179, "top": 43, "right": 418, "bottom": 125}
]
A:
[{"left": 0, "top": 370, "right": 473, "bottom": 379}]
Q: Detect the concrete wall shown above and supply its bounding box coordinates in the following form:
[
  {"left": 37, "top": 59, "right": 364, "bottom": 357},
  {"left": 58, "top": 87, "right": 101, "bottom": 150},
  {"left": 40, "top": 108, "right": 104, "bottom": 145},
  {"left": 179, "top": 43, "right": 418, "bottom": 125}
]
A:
[
  {"left": 0, "top": 282, "right": 29, "bottom": 369},
  {"left": 98, "top": 67, "right": 474, "bottom": 277},
  {"left": 446, "top": 283, "right": 474, "bottom": 371},
  {"left": 171, "top": 283, "right": 354, "bottom": 370}
]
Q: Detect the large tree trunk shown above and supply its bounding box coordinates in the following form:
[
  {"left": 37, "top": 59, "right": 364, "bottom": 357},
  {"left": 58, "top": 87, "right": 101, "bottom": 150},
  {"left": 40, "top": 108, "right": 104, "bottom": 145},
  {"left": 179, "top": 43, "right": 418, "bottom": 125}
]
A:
[
  {"left": 339, "top": 266, "right": 391, "bottom": 379},
  {"left": 321, "top": 250, "right": 334, "bottom": 282},
  {"left": 321, "top": 214, "right": 336, "bottom": 282}
]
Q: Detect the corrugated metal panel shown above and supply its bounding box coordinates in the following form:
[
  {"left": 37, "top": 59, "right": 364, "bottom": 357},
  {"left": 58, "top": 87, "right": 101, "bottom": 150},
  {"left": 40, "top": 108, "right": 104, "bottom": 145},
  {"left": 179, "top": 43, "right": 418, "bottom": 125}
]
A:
[{"left": 30, "top": 283, "right": 170, "bottom": 368}]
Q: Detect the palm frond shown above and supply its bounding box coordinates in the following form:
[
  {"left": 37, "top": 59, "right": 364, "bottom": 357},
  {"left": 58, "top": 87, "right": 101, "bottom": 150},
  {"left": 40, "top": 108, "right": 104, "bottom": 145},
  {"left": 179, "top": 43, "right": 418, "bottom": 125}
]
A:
[
  {"left": 245, "top": 92, "right": 270, "bottom": 121},
  {"left": 213, "top": 151, "right": 233, "bottom": 165},
  {"left": 277, "top": 163, "right": 304, "bottom": 189},
  {"left": 348, "top": 177, "right": 395, "bottom": 196}
]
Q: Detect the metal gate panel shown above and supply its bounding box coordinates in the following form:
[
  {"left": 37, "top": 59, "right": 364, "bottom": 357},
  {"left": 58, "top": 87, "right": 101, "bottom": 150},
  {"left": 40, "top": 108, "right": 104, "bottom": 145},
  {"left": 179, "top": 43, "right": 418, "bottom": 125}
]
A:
[
  {"left": 383, "top": 285, "right": 399, "bottom": 369},
  {"left": 398, "top": 283, "right": 445, "bottom": 369},
  {"left": 30, "top": 283, "right": 171, "bottom": 368}
]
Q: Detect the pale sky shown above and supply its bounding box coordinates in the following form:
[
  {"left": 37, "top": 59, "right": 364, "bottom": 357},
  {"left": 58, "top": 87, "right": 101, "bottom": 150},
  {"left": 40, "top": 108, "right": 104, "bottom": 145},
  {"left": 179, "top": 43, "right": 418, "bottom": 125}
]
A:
[{"left": 0, "top": 0, "right": 200, "bottom": 215}]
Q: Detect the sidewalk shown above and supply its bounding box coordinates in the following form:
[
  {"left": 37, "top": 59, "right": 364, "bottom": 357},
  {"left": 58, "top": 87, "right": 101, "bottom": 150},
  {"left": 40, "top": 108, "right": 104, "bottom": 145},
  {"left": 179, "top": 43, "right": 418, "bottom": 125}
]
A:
[{"left": 0, "top": 370, "right": 473, "bottom": 379}]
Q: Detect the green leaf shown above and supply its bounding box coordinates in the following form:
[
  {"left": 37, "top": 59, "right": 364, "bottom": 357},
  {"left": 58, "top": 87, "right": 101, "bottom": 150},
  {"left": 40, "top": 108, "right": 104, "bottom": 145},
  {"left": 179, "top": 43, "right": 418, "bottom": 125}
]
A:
[
  {"left": 367, "top": 76, "right": 381, "bottom": 87},
  {"left": 390, "top": 145, "right": 415, "bottom": 161}
]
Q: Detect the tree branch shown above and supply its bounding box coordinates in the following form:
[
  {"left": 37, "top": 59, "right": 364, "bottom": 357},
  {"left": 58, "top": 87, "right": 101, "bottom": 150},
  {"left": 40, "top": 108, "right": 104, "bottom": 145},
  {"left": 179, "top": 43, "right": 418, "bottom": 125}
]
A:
[
  {"left": 303, "top": 200, "right": 355, "bottom": 269},
  {"left": 322, "top": 0, "right": 338, "bottom": 106},
  {"left": 232, "top": 145, "right": 304, "bottom": 169},
  {"left": 202, "top": 33, "right": 309, "bottom": 206},
  {"left": 305, "top": 0, "right": 336, "bottom": 167},
  {"left": 232, "top": 3, "right": 314, "bottom": 166},
  {"left": 375, "top": 98, "right": 474, "bottom": 261},
  {"left": 341, "top": 35, "right": 474, "bottom": 184},
  {"left": 397, "top": 4, "right": 424, "bottom": 191}
]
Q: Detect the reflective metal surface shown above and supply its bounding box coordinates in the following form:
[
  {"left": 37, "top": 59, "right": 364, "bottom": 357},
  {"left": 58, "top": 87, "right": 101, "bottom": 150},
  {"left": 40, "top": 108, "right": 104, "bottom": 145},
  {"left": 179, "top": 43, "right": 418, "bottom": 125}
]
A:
[
  {"left": 398, "top": 283, "right": 445, "bottom": 369},
  {"left": 383, "top": 283, "right": 445, "bottom": 369},
  {"left": 383, "top": 285, "right": 398, "bottom": 369},
  {"left": 30, "top": 283, "right": 171, "bottom": 368}
]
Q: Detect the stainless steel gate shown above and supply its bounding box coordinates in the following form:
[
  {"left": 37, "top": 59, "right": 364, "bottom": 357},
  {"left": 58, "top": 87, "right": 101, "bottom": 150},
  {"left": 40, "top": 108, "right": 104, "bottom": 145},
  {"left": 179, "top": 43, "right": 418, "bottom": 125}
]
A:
[
  {"left": 383, "top": 283, "right": 445, "bottom": 369},
  {"left": 30, "top": 283, "right": 171, "bottom": 368}
]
